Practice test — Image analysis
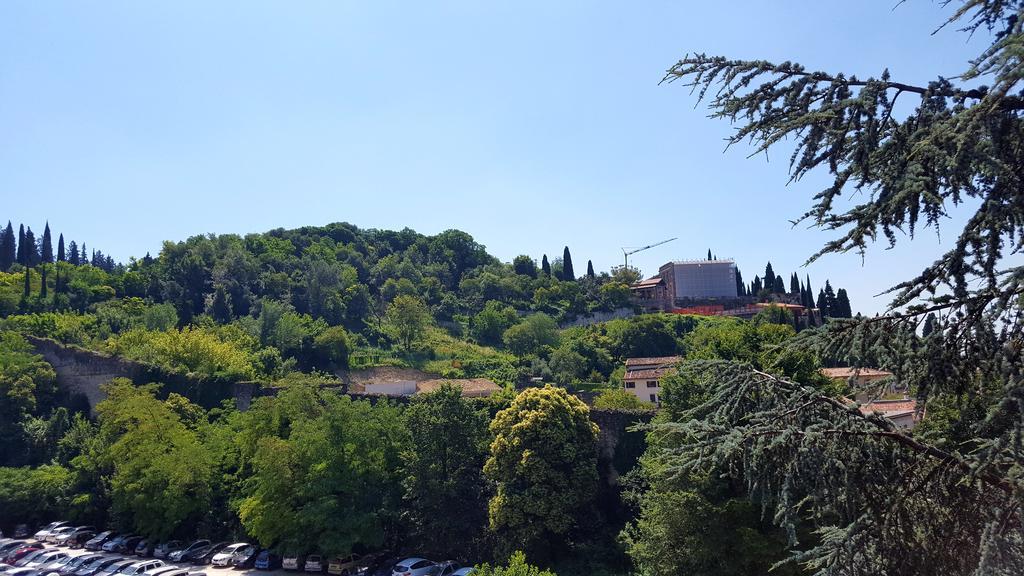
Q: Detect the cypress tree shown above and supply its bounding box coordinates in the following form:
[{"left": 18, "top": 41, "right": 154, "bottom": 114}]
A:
[
  {"left": 541, "top": 254, "right": 551, "bottom": 277},
  {"left": 24, "top": 227, "right": 38, "bottom": 266},
  {"left": 751, "top": 275, "right": 762, "bottom": 295},
  {"left": 764, "top": 262, "right": 775, "bottom": 288},
  {"left": 586, "top": 260, "right": 595, "bottom": 278},
  {"left": 922, "top": 313, "right": 937, "bottom": 337},
  {"left": 41, "top": 222, "right": 53, "bottom": 264},
  {"left": 210, "top": 286, "right": 233, "bottom": 323},
  {"left": 834, "top": 288, "right": 852, "bottom": 318},
  {"left": 816, "top": 288, "right": 828, "bottom": 316},
  {"left": 40, "top": 265, "right": 48, "bottom": 298},
  {"left": 790, "top": 272, "right": 800, "bottom": 295},
  {"left": 735, "top": 268, "right": 745, "bottom": 297},
  {"left": 562, "top": 246, "right": 575, "bottom": 281},
  {"left": 80, "top": 243, "right": 86, "bottom": 265},
  {"left": 773, "top": 274, "right": 785, "bottom": 293},
  {"left": 16, "top": 224, "right": 26, "bottom": 266},
  {"left": 707, "top": 249, "right": 713, "bottom": 261},
  {"left": 0, "top": 222, "right": 14, "bottom": 271},
  {"left": 804, "top": 275, "right": 814, "bottom": 308},
  {"left": 57, "top": 234, "right": 65, "bottom": 262},
  {"left": 68, "top": 241, "right": 79, "bottom": 266},
  {"left": 23, "top": 267, "right": 30, "bottom": 298}
]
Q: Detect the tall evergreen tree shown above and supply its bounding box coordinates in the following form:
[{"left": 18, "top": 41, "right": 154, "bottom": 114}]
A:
[
  {"left": 23, "top": 227, "right": 38, "bottom": 266},
  {"left": 586, "top": 260, "right": 595, "bottom": 278},
  {"left": 707, "top": 248, "right": 713, "bottom": 261},
  {"left": 922, "top": 313, "right": 937, "bottom": 338},
  {"left": 816, "top": 288, "right": 827, "bottom": 316},
  {"left": 16, "top": 224, "right": 26, "bottom": 266},
  {"left": 56, "top": 234, "right": 65, "bottom": 262},
  {"left": 735, "top": 268, "right": 745, "bottom": 297},
  {"left": 773, "top": 274, "right": 785, "bottom": 294},
  {"left": 40, "top": 265, "right": 48, "bottom": 299},
  {"left": 68, "top": 241, "right": 79, "bottom": 266},
  {"left": 41, "top": 222, "right": 53, "bottom": 264},
  {"left": 80, "top": 242, "right": 86, "bottom": 265},
  {"left": 0, "top": 222, "right": 14, "bottom": 271},
  {"left": 764, "top": 262, "right": 775, "bottom": 287},
  {"left": 22, "top": 267, "right": 30, "bottom": 298},
  {"left": 790, "top": 272, "right": 800, "bottom": 295},
  {"left": 834, "top": 288, "right": 852, "bottom": 318},
  {"left": 804, "top": 275, "right": 814, "bottom": 308},
  {"left": 751, "top": 275, "right": 762, "bottom": 295},
  {"left": 541, "top": 254, "right": 550, "bottom": 277},
  {"left": 562, "top": 246, "right": 575, "bottom": 281}
]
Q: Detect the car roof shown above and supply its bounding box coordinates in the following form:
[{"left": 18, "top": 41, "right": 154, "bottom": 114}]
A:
[{"left": 397, "top": 558, "right": 428, "bottom": 564}]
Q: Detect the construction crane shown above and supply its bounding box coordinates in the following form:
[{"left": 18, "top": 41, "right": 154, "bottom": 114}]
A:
[{"left": 622, "top": 237, "right": 677, "bottom": 270}]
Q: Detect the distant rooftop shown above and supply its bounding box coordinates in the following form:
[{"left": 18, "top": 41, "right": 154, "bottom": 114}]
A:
[
  {"left": 668, "top": 259, "right": 736, "bottom": 265},
  {"left": 821, "top": 367, "right": 894, "bottom": 379}
]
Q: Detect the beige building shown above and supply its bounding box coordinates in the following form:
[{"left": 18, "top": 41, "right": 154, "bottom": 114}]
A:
[
  {"left": 858, "top": 398, "right": 920, "bottom": 430},
  {"left": 821, "top": 367, "right": 897, "bottom": 401},
  {"left": 623, "top": 356, "right": 681, "bottom": 404}
]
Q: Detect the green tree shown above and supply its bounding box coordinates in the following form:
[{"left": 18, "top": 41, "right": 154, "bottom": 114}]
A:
[
  {"left": 312, "top": 325, "right": 351, "bottom": 369},
  {"left": 401, "top": 382, "right": 489, "bottom": 556},
  {"left": 0, "top": 221, "right": 14, "bottom": 271},
  {"left": 833, "top": 288, "right": 852, "bottom": 318},
  {"left": 238, "top": 388, "right": 407, "bottom": 557},
  {"left": 473, "top": 552, "right": 556, "bottom": 576},
  {"left": 541, "top": 254, "right": 551, "bottom": 277},
  {"left": 662, "top": 4, "right": 1024, "bottom": 571},
  {"left": 94, "top": 380, "right": 213, "bottom": 539},
  {"left": 484, "top": 386, "right": 599, "bottom": 558},
  {"left": 513, "top": 255, "right": 538, "bottom": 278},
  {"left": 209, "top": 285, "right": 233, "bottom": 323},
  {"left": 57, "top": 234, "right": 65, "bottom": 262},
  {"left": 472, "top": 300, "right": 519, "bottom": 347},
  {"left": 502, "top": 313, "right": 559, "bottom": 356},
  {"left": 41, "top": 223, "right": 53, "bottom": 264},
  {"left": 561, "top": 246, "right": 575, "bottom": 281},
  {"left": 384, "top": 294, "right": 432, "bottom": 353},
  {"left": 586, "top": 260, "right": 595, "bottom": 278}
]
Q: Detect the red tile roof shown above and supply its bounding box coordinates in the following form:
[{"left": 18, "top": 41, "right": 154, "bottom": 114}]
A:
[
  {"left": 625, "top": 356, "right": 681, "bottom": 367},
  {"left": 630, "top": 277, "right": 664, "bottom": 289}
]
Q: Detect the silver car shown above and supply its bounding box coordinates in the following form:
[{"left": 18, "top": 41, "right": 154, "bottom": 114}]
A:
[{"left": 391, "top": 559, "right": 436, "bottom": 576}]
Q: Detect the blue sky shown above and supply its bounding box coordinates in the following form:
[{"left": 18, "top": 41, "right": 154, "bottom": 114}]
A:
[{"left": 0, "top": 1, "right": 988, "bottom": 314}]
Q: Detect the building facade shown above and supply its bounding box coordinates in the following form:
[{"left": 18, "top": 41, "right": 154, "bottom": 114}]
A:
[{"left": 622, "top": 356, "right": 681, "bottom": 404}]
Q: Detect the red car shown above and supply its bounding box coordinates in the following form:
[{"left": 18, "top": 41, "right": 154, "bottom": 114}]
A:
[{"left": 3, "top": 545, "right": 44, "bottom": 565}]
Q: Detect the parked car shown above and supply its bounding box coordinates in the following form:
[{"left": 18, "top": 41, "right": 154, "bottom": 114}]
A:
[
  {"left": 282, "top": 556, "right": 306, "bottom": 571},
  {"left": 433, "top": 562, "right": 461, "bottom": 576},
  {"left": 4, "top": 545, "right": 44, "bottom": 565},
  {"left": 150, "top": 543, "right": 181, "bottom": 561},
  {"left": 116, "top": 560, "right": 163, "bottom": 576},
  {"left": 39, "top": 555, "right": 73, "bottom": 574},
  {"left": 327, "top": 554, "right": 377, "bottom": 576},
  {"left": 6, "top": 568, "right": 42, "bottom": 576},
  {"left": 55, "top": 527, "right": 95, "bottom": 547},
  {"left": 208, "top": 543, "right": 245, "bottom": 569},
  {"left": 27, "top": 554, "right": 66, "bottom": 570},
  {"left": 67, "top": 530, "right": 97, "bottom": 549},
  {"left": 182, "top": 542, "right": 226, "bottom": 565},
  {"left": 230, "top": 546, "right": 259, "bottom": 569},
  {"left": 96, "top": 560, "right": 135, "bottom": 576},
  {"left": 146, "top": 571, "right": 187, "bottom": 576},
  {"left": 83, "top": 533, "right": 115, "bottom": 552},
  {"left": 33, "top": 524, "right": 68, "bottom": 543},
  {"left": 391, "top": 559, "right": 436, "bottom": 576},
  {"left": 56, "top": 554, "right": 104, "bottom": 576},
  {"left": 0, "top": 541, "right": 29, "bottom": 561},
  {"left": 253, "top": 551, "right": 280, "bottom": 571},
  {"left": 303, "top": 556, "right": 324, "bottom": 573},
  {"left": 74, "top": 558, "right": 125, "bottom": 576},
  {"left": 44, "top": 529, "right": 74, "bottom": 546},
  {"left": 115, "top": 538, "right": 143, "bottom": 556},
  {"left": 12, "top": 527, "right": 29, "bottom": 539},
  {"left": 168, "top": 541, "right": 208, "bottom": 563},
  {"left": 14, "top": 551, "right": 50, "bottom": 568},
  {"left": 132, "top": 540, "right": 153, "bottom": 558},
  {"left": 450, "top": 569, "right": 474, "bottom": 576}
]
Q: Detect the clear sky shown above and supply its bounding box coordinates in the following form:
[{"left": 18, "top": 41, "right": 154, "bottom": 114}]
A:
[{"left": 0, "top": 1, "right": 989, "bottom": 314}]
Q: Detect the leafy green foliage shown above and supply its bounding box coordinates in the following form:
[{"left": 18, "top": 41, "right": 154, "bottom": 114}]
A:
[
  {"left": 592, "top": 388, "right": 654, "bottom": 411},
  {"left": 385, "top": 295, "right": 432, "bottom": 353},
  {"left": 473, "top": 552, "right": 557, "bottom": 576},
  {"left": 502, "top": 313, "right": 559, "bottom": 356},
  {"left": 105, "top": 327, "right": 260, "bottom": 380},
  {"left": 485, "top": 386, "right": 599, "bottom": 559},
  {"left": 401, "top": 383, "right": 490, "bottom": 556}
]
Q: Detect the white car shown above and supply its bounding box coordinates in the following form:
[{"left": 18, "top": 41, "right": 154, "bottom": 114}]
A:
[
  {"left": 45, "top": 528, "right": 75, "bottom": 545},
  {"left": 34, "top": 523, "right": 70, "bottom": 542},
  {"left": 117, "top": 561, "right": 163, "bottom": 576},
  {"left": 210, "top": 543, "right": 248, "bottom": 567},
  {"left": 391, "top": 559, "right": 436, "bottom": 576},
  {"left": 26, "top": 552, "right": 68, "bottom": 568},
  {"left": 303, "top": 556, "right": 324, "bottom": 573}
]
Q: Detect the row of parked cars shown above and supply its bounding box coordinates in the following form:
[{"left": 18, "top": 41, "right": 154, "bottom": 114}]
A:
[{"left": 3, "top": 522, "right": 476, "bottom": 576}]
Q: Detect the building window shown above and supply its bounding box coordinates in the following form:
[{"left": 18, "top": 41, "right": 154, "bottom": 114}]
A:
[
  {"left": 646, "top": 381, "right": 658, "bottom": 388},
  {"left": 649, "top": 394, "right": 658, "bottom": 403},
  {"left": 625, "top": 381, "right": 635, "bottom": 389}
]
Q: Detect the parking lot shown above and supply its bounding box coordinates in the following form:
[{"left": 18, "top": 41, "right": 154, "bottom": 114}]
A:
[{"left": 1, "top": 540, "right": 292, "bottom": 576}]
